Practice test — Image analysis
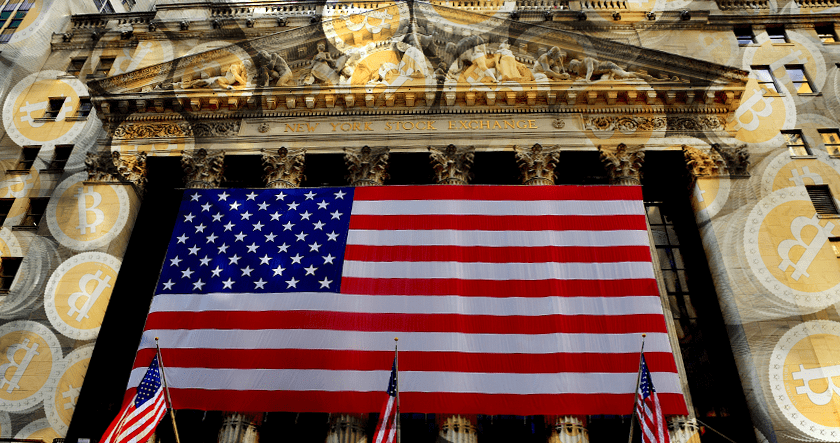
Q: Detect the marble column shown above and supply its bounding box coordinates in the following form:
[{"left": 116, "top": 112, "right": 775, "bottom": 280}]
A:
[
  {"left": 669, "top": 416, "right": 702, "bottom": 443},
  {"left": 598, "top": 143, "right": 645, "bottom": 185},
  {"left": 514, "top": 144, "right": 560, "bottom": 185},
  {"left": 547, "top": 416, "right": 589, "bottom": 443},
  {"left": 84, "top": 151, "right": 148, "bottom": 197},
  {"left": 429, "top": 145, "right": 475, "bottom": 185},
  {"left": 439, "top": 415, "right": 478, "bottom": 443},
  {"left": 218, "top": 412, "right": 263, "bottom": 443},
  {"left": 326, "top": 414, "right": 369, "bottom": 443},
  {"left": 344, "top": 146, "right": 390, "bottom": 186},
  {"left": 181, "top": 148, "right": 225, "bottom": 189},
  {"left": 262, "top": 147, "right": 305, "bottom": 188}
]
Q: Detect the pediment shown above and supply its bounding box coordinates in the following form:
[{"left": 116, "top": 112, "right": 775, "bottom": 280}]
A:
[{"left": 88, "top": 1, "right": 748, "bottom": 113}]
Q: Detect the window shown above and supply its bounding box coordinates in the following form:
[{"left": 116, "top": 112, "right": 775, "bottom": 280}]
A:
[
  {"left": 783, "top": 130, "right": 811, "bottom": 156},
  {"left": 0, "top": 199, "right": 13, "bottom": 226},
  {"left": 121, "top": 0, "right": 135, "bottom": 10},
  {"left": 806, "top": 185, "right": 840, "bottom": 216},
  {"left": 767, "top": 26, "right": 788, "bottom": 43},
  {"left": 77, "top": 98, "right": 92, "bottom": 119},
  {"left": 0, "top": 0, "right": 34, "bottom": 44},
  {"left": 820, "top": 129, "right": 840, "bottom": 156},
  {"left": 42, "top": 98, "right": 67, "bottom": 120},
  {"left": 18, "top": 197, "right": 48, "bottom": 227},
  {"left": 50, "top": 145, "right": 73, "bottom": 170},
  {"left": 94, "top": 57, "right": 115, "bottom": 77},
  {"left": 786, "top": 65, "right": 813, "bottom": 94},
  {"left": 831, "top": 238, "right": 840, "bottom": 257},
  {"left": 67, "top": 58, "right": 86, "bottom": 77},
  {"left": 752, "top": 66, "right": 778, "bottom": 93},
  {"left": 93, "top": 0, "right": 115, "bottom": 13},
  {"left": 734, "top": 27, "right": 755, "bottom": 45},
  {"left": 0, "top": 257, "right": 22, "bottom": 292},
  {"left": 16, "top": 145, "right": 39, "bottom": 170},
  {"left": 816, "top": 24, "right": 837, "bottom": 43}
]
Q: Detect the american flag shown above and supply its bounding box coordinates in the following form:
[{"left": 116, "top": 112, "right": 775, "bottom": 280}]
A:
[
  {"left": 635, "top": 355, "right": 671, "bottom": 443},
  {"left": 373, "top": 358, "right": 398, "bottom": 443},
  {"left": 128, "top": 185, "right": 687, "bottom": 415},
  {"left": 103, "top": 356, "right": 167, "bottom": 443}
]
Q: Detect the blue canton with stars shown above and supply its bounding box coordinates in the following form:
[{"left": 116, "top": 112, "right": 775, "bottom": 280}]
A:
[
  {"left": 156, "top": 188, "right": 354, "bottom": 295},
  {"left": 639, "top": 355, "right": 655, "bottom": 400},
  {"left": 136, "top": 356, "right": 162, "bottom": 407}
]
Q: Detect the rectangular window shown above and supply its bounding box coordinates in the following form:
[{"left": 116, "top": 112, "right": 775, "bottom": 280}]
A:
[
  {"left": 767, "top": 26, "right": 788, "bottom": 43},
  {"left": 50, "top": 145, "right": 73, "bottom": 170},
  {"left": 786, "top": 65, "right": 814, "bottom": 94},
  {"left": 817, "top": 24, "right": 837, "bottom": 43},
  {"left": 0, "top": 199, "right": 14, "bottom": 226},
  {"left": 77, "top": 98, "right": 92, "bottom": 118},
  {"left": 67, "top": 58, "right": 86, "bottom": 77},
  {"left": 783, "top": 130, "right": 811, "bottom": 156},
  {"left": 806, "top": 184, "right": 840, "bottom": 216},
  {"left": 734, "top": 27, "right": 755, "bottom": 45},
  {"left": 820, "top": 129, "right": 840, "bottom": 156},
  {"left": 42, "top": 98, "right": 66, "bottom": 120},
  {"left": 94, "top": 57, "right": 115, "bottom": 77},
  {"left": 0, "top": 257, "right": 22, "bottom": 292},
  {"left": 122, "top": 0, "right": 135, "bottom": 10},
  {"left": 17, "top": 145, "right": 39, "bottom": 170},
  {"left": 0, "top": 0, "right": 32, "bottom": 44},
  {"left": 752, "top": 66, "right": 778, "bottom": 93},
  {"left": 19, "top": 197, "right": 48, "bottom": 227}
]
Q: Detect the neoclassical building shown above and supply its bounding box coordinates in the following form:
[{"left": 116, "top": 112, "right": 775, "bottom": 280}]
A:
[{"left": 0, "top": 0, "right": 838, "bottom": 442}]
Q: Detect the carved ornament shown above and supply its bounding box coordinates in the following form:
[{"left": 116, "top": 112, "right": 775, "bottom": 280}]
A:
[
  {"left": 429, "top": 145, "right": 475, "bottom": 185},
  {"left": 344, "top": 146, "right": 389, "bottom": 187},
  {"left": 182, "top": 148, "right": 225, "bottom": 189},
  {"left": 193, "top": 121, "right": 241, "bottom": 138},
  {"left": 584, "top": 116, "right": 724, "bottom": 132},
  {"left": 85, "top": 151, "right": 148, "bottom": 197},
  {"left": 712, "top": 143, "right": 750, "bottom": 177},
  {"left": 113, "top": 122, "right": 193, "bottom": 139},
  {"left": 515, "top": 144, "right": 560, "bottom": 186},
  {"left": 262, "top": 147, "right": 305, "bottom": 189},
  {"left": 599, "top": 143, "right": 645, "bottom": 185},
  {"left": 682, "top": 145, "right": 727, "bottom": 177}
]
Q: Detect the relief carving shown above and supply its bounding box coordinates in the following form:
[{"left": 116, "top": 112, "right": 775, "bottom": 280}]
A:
[
  {"left": 599, "top": 143, "right": 645, "bottom": 185},
  {"left": 85, "top": 151, "right": 148, "bottom": 196},
  {"left": 113, "top": 122, "right": 193, "bottom": 139},
  {"left": 182, "top": 148, "right": 225, "bottom": 189},
  {"left": 345, "top": 146, "right": 390, "bottom": 187},
  {"left": 585, "top": 116, "right": 667, "bottom": 132},
  {"left": 192, "top": 121, "right": 241, "bottom": 138},
  {"left": 683, "top": 145, "right": 727, "bottom": 177},
  {"left": 255, "top": 50, "right": 295, "bottom": 87},
  {"left": 429, "top": 144, "right": 475, "bottom": 185},
  {"left": 515, "top": 144, "right": 561, "bottom": 186},
  {"left": 262, "top": 147, "right": 305, "bottom": 189},
  {"left": 302, "top": 43, "right": 340, "bottom": 86},
  {"left": 157, "top": 60, "right": 251, "bottom": 90},
  {"left": 712, "top": 143, "right": 750, "bottom": 177}
]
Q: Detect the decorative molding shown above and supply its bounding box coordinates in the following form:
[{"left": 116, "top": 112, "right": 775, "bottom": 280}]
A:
[
  {"left": 599, "top": 143, "right": 645, "bottom": 185},
  {"left": 682, "top": 145, "right": 727, "bottom": 177},
  {"left": 193, "top": 120, "right": 241, "bottom": 137},
  {"left": 712, "top": 143, "right": 751, "bottom": 177},
  {"left": 182, "top": 148, "right": 226, "bottom": 189},
  {"left": 667, "top": 116, "right": 724, "bottom": 131},
  {"left": 84, "top": 151, "right": 148, "bottom": 197},
  {"left": 344, "top": 146, "right": 390, "bottom": 187},
  {"left": 429, "top": 145, "right": 475, "bottom": 185},
  {"left": 585, "top": 116, "right": 667, "bottom": 132},
  {"left": 515, "top": 144, "right": 560, "bottom": 185},
  {"left": 113, "top": 122, "right": 193, "bottom": 139},
  {"left": 262, "top": 147, "right": 305, "bottom": 189}
]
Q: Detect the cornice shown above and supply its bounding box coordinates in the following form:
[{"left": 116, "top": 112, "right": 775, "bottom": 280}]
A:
[{"left": 707, "top": 13, "right": 840, "bottom": 25}]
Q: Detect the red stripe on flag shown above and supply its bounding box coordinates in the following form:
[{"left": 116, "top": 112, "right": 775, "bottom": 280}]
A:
[
  {"left": 340, "top": 277, "right": 660, "bottom": 297},
  {"left": 344, "top": 245, "right": 652, "bottom": 263},
  {"left": 348, "top": 214, "right": 648, "bottom": 231},
  {"left": 353, "top": 185, "right": 643, "bottom": 201}
]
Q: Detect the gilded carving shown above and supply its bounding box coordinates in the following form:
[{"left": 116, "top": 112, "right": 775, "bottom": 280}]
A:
[
  {"left": 712, "top": 143, "right": 751, "bottom": 177},
  {"left": 515, "top": 144, "right": 561, "bottom": 186},
  {"left": 345, "top": 146, "right": 390, "bottom": 187},
  {"left": 599, "top": 143, "right": 645, "bottom": 185},
  {"left": 262, "top": 147, "right": 305, "bottom": 189},
  {"left": 182, "top": 148, "right": 225, "bottom": 189},
  {"left": 255, "top": 50, "right": 295, "bottom": 87},
  {"left": 682, "top": 145, "right": 727, "bottom": 177},
  {"left": 584, "top": 116, "right": 722, "bottom": 132},
  {"left": 113, "top": 122, "right": 193, "bottom": 139},
  {"left": 549, "top": 416, "right": 590, "bottom": 443},
  {"left": 84, "top": 151, "right": 148, "bottom": 196},
  {"left": 429, "top": 144, "right": 475, "bottom": 185},
  {"left": 667, "top": 116, "right": 724, "bottom": 131}
]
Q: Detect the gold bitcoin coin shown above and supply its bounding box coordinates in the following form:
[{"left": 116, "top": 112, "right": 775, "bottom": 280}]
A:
[
  {"left": 0, "top": 321, "right": 61, "bottom": 412},
  {"left": 45, "top": 344, "right": 93, "bottom": 434}
]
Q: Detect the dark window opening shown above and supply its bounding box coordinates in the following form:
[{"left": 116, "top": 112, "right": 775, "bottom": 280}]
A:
[
  {"left": 67, "top": 58, "right": 86, "bottom": 77},
  {"left": 43, "top": 97, "right": 67, "bottom": 120},
  {"left": 734, "top": 26, "right": 755, "bottom": 45},
  {"left": 50, "top": 145, "right": 73, "bottom": 170},
  {"left": 0, "top": 257, "right": 22, "bottom": 292},
  {"left": 18, "top": 197, "right": 48, "bottom": 227},
  {"left": 94, "top": 56, "right": 115, "bottom": 77},
  {"left": 767, "top": 26, "right": 788, "bottom": 43},
  {"left": 806, "top": 184, "right": 840, "bottom": 216},
  {"left": 0, "top": 199, "right": 14, "bottom": 227},
  {"left": 77, "top": 98, "right": 92, "bottom": 118},
  {"left": 817, "top": 24, "right": 837, "bottom": 43},
  {"left": 17, "top": 145, "right": 39, "bottom": 170}
]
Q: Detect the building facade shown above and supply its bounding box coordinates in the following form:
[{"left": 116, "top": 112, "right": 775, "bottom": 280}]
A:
[{"left": 0, "top": 0, "right": 837, "bottom": 442}]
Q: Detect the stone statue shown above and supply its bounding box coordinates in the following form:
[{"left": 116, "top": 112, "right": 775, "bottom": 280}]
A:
[
  {"left": 534, "top": 46, "right": 570, "bottom": 81},
  {"left": 493, "top": 42, "right": 534, "bottom": 83},
  {"left": 568, "top": 57, "right": 640, "bottom": 82},
  {"left": 302, "top": 43, "right": 340, "bottom": 85},
  {"left": 255, "top": 50, "right": 295, "bottom": 87},
  {"left": 447, "top": 34, "right": 497, "bottom": 82}
]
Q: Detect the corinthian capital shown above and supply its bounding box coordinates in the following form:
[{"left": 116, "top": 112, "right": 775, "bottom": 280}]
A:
[
  {"left": 668, "top": 416, "right": 701, "bottom": 443},
  {"left": 262, "top": 147, "right": 305, "bottom": 189},
  {"left": 344, "top": 146, "right": 390, "bottom": 187},
  {"left": 515, "top": 144, "right": 560, "bottom": 185},
  {"left": 599, "top": 143, "right": 645, "bottom": 185},
  {"left": 682, "top": 145, "right": 727, "bottom": 178},
  {"left": 429, "top": 145, "right": 475, "bottom": 185},
  {"left": 85, "top": 151, "right": 148, "bottom": 197},
  {"left": 712, "top": 143, "right": 750, "bottom": 177},
  {"left": 182, "top": 148, "right": 225, "bottom": 189}
]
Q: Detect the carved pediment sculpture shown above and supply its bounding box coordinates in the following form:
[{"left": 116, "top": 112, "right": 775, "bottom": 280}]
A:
[
  {"left": 599, "top": 144, "right": 646, "bottom": 186},
  {"left": 683, "top": 145, "right": 727, "bottom": 178},
  {"left": 515, "top": 144, "right": 561, "bottom": 186},
  {"left": 262, "top": 147, "right": 306, "bottom": 189},
  {"left": 345, "top": 146, "right": 390, "bottom": 187},
  {"left": 429, "top": 145, "right": 475, "bottom": 185}
]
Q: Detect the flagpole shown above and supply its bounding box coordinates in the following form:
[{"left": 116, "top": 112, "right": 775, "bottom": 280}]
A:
[
  {"left": 627, "top": 333, "right": 646, "bottom": 443},
  {"left": 156, "top": 337, "right": 182, "bottom": 443},
  {"left": 394, "top": 337, "right": 400, "bottom": 443}
]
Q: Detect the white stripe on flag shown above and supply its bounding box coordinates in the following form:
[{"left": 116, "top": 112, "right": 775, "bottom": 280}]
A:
[
  {"left": 351, "top": 200, "right": 645, "bottom": 216},
  {"left": 342, "top": 260, "right": 655, "bottom": 280},
  {"left": 346, "top": 229, "right": 650, "bottom": 247}
]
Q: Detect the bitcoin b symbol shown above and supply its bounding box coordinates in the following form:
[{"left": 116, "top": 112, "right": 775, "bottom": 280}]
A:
[
  {"left": 778, "top": 214, "right": 835, "bottom": 280},
  {"left": 0, "top": 338, "right": 40, "bottom": 393},
  {"left": 67, "top": 270, "right": 111, "bottom": 322},
  {"left": 17, "top": 101, "right": 47, "bottom": 128},
  {"left": 732, "top": 88, "right": 775, "bottom": 132},
  {"left": 75, "top": 186, "right": 104, "bottom": 235},
  {"left": 792, "top": 363, "right": 840, "bottom": 405}
]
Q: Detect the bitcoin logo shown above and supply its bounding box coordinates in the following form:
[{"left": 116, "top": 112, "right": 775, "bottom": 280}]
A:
[
  {"left": 745, "top": 189, "right": 840, "bottom": 308},
  {"left": 111, "top": 40, "right": 173, "bottom": 76},
  {"left": 44, "top": 344, "right": 93, "bottom": 434},
  {"left": 13, "top": 418, "right": 60, "bottom": 441},
  {"left": 46, "top": 173, "right": 131, "bottom": 251},
  {"left": 770, "top": 321, "right": 840, "bottom": 440},
  {"left": 2, "top": 71, "right": 92, "bottom": 147},
  {"left": 45, "top": 252, "right": 121, "bottom": 340},
  {"left": 691, "top": 177, "right": 730, "bottom": 220},
  {"left": 762, "top": 150, "right": 840, "bottom": 197},
  {"left": 0, "top": 321, "right": 61, "bottom": 412}
]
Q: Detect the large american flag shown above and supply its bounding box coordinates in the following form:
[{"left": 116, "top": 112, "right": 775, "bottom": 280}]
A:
[{"left": 128, "top": 185, "right": 687, "bottom": 415}]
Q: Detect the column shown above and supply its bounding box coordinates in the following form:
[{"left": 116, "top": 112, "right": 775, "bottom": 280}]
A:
[
  {"left": 344, "top": 146, "right": 390, "bottom": 186},
  {"left": 326, "top": 414, "right": 369, "bottom": 443},
  {"left": 669, "top": 416, "right": 702, "bottom": 443},
  {"left": 514, "top": 144, "right": 560, "bottom": 185},
  {"left": 429, "top": 144, "right": 475, "bottom": 185},
  {"left": 598, "top": 143, "right": 645, "bottom": 185},
  {"left": 439, "top": 415, "right": 478, "bottom": 443},
  {"left": 547, "top": 416, "right": 589, "bottom": 443},
  {"left": 262, "top": 147, "right": 305, "bottom": 188},
  {"left": 218, "top": 412, "right": 263, "bottom": 443},
  {"left": 181, "top": 148, "right": 225, "bottom": 189}
]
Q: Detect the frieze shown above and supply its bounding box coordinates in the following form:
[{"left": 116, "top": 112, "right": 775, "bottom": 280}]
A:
[
  {"left": 192, "top": 121, "right": 242, "bottom": 138},
  {"left": 583, "top": 116, "right": 723, "bottom": 132},
  {"left": 113, "top": 122, "right": 193, "bottom": 139}
]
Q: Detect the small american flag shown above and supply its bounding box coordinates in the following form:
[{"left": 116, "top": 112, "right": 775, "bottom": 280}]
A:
[
  {"left": 635, "top": 354, "right": 671, "bottom": 443},
  {"left": 102, "top": 356, "right": 167, "bottom": 443},
  {"left": 373, "top": 358, "right": 398, "bottom": 443}
]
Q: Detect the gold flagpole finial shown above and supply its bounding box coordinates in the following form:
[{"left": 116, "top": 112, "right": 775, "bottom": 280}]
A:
[
  {"left": 642, "top": 333, "right": 646, "bottom": 338},
  {"left": 394, "top": 337, "right": 399, "bottom": 342}
]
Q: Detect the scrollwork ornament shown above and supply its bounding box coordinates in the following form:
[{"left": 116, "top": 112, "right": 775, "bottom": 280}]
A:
[
  {"left": 262, "top": 147, "right": 305, "bottom": 189},
  {"left": 344, "top": 146, "right": 390, "bottom": 187},
  {"left": 429, "top": 145, "right": 475, "bottom": 185},
  {"left": 112, "top": 122, "right": 193, "bottom": 140},
  {"left": 515, "top": 144, "right": 560, "bottom": 186},
  {"left": 712, "top": 143, "right": 750, "bottom": 177},
  {"left": 599, "top": 143, "right": 645, "bottom": 185},
  {"left": 682, "top": 145, "right": 727, "bottom": 178},
  {"left": 182, "top": 148, "right": 225, "bottom": 189}
]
